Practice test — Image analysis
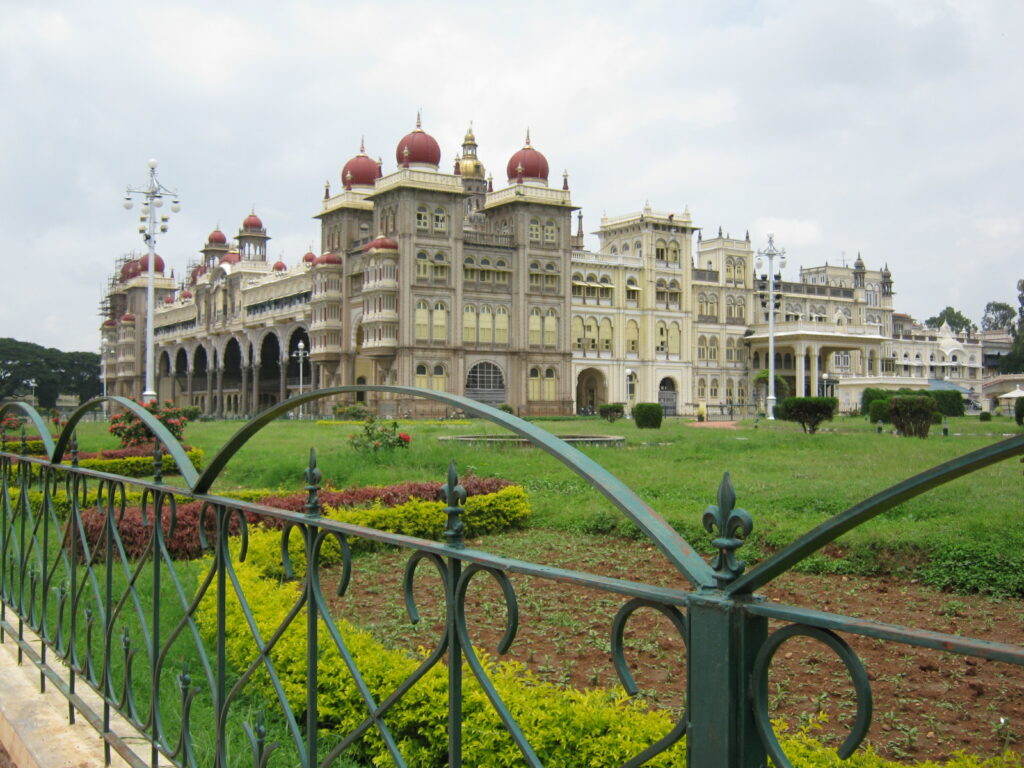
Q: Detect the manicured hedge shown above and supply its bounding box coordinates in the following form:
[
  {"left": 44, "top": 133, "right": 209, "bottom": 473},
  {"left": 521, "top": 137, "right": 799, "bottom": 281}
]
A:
[
  {"left": 776, "top": 397, "right": 838, "bottom": 434},
  {"left": 633, "top": 402, "right": 663, "bottom": 429},
  {"left": 889, "top": 396, "right": 937, "bottom": 438}
]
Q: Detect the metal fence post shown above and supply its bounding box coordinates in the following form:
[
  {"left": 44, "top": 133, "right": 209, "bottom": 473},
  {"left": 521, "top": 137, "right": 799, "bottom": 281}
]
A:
[{"left": 687, "top": 593, "right": 767, "bottom": 768}]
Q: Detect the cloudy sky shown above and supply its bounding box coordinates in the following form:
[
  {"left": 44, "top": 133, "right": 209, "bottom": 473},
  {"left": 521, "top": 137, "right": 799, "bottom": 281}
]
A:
[{"left": 2, "top": 0, "right": 1021, "bottom": 353}]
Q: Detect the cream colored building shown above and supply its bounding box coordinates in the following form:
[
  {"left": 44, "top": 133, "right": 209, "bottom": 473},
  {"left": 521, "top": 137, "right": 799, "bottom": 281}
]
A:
[{"left": 99, "top": 120, "right": 1008, "bottom": 418}]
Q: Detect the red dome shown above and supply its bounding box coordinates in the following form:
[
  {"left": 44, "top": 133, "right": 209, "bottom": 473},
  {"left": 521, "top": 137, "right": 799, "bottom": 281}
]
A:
[
  {"left": 190, "top": 264, "right": 206, "bottom": 285},
  {"left": 163, "top": 295, "right": 174, "bottom": 304},
  {"left": 506, "top": 131, "right": 549, "bottom": 184},
  {"left": 208, "top": 228, "right": 227, "bottom": 244},
  {"left": 102, "top": 318, "right": 117, "bottom": 328},
  {"left": 121, "top": 313, "right": 135, "bottom": 322},
  {"left": 180, "top": 289, "right": 193, "bottom": 299},
  {"left": 242, "top": 213, "right": 264, "bottom": 231},
  {"left": 272, "top": 260, "right": 287, "bottom": 272},
  {"left": 342, "top": 141, "right": 382, "bottom": 188},
  {"left": 363, "top": 235, "right": 399, "bottom": 252},
  {"left": 120, "top": 260, "right": 140, "bottom": 281},
  {"left": 220, "top": 251, "right": 241, "bottom": 264},
  {"left": 140, "top": 253, "right": 165, "bottom": 274},
  {"left": 395, "top": 115, "right": 441, "bottom": 168},
  {"left": 302, "top": 251, "right": 317, "bottom": 263},
  {"left": 314, "top": 252, "right": 343, "bottom": 266}
]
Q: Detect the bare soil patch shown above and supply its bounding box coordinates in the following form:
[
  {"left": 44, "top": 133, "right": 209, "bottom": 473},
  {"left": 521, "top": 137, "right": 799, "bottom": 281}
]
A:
[{"left": 327, "top": 530, "right": 1024, "bottom": 764}]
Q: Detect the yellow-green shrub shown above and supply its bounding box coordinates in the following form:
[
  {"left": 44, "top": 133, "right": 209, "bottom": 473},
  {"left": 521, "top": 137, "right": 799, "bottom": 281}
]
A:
[{"left": 198, "top": 525, "right": 1024, "bottom": 768}]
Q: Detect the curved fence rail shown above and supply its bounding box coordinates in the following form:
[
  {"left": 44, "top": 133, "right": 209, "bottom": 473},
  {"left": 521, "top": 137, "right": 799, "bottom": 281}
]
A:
[{"left": 0, "top": 388, "right": 1021, "bottom": 768}]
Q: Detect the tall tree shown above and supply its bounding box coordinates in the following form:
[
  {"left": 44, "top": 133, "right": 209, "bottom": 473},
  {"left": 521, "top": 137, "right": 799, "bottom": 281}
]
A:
[
  {"left": 0, "top": 338, "right": 98, "bottom": 408},
  {"left": 924, "top": 306, "right": 975, "bottom": 335},
  {"left": 981, "top": 301, "right": 1016, "bottom": 333}
]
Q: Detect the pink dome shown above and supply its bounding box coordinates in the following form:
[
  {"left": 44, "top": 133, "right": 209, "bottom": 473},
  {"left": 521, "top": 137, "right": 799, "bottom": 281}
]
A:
[
  {"left": 102, "top": 318, "right": 117, "bottom": 328},
  {"left": 272, "top": 260, "right": 287, "bottom": 272},
  {"left": 121, "top": 313, "right": 135, "bottom": 322},
  {"left": 208, "top": 228, "right": 227, "bottom": 244},
  {"left": 163, "top": 295, "right": 174, "bottom": 304},
  {"left": 395, "top": 115, "right": 441, "bottom": 168},
  {"left": 190, "top": 264, "right": 206, "bottom": 285},
  {"left": 302, "top": 251, "right": 317, "bottom": 263},
  {"left": 180, "top": 289, "right": 193, "bottom": 299},
  {"left": 242, "top": 213, "right": 263, "bottom": 231},
  {"left": 363, "top": 235, "right": 399, "bottom": 252},
  {"left": 120, "top": 259, "right": 140, "bottom": 281},
  {"left": 220, "top": 251, "right": 241, "bottom": 265},
  {"left": 314, "top": 252, "right": 342, "bottom": 266},
  {"left": 506, "top": 131, "right": 549, "bottom": 184}
]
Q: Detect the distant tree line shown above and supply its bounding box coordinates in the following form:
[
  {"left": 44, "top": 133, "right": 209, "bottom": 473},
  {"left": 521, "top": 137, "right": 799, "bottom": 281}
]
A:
[
  {"left": 0, "top": 337, "right": 100, "bottom": 409},
  {"left": 925, "top": 280, "right": 1023, "bottom": 373}
]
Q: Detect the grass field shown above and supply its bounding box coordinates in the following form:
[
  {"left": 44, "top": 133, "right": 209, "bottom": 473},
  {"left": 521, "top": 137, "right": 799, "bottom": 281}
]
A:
[{"left": 67, "top": 411, "right": 1024, "bottom": 589}]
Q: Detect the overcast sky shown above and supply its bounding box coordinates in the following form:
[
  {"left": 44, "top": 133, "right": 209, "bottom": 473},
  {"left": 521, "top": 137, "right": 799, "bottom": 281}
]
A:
[{"left": 2, "top": 0, "right": 1020, "bottom": 353}]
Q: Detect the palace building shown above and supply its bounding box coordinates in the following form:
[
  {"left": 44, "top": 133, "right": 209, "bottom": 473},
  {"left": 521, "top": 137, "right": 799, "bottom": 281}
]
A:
[{"left": 99, "top": 118, "right": 1009, "bottom": 418}]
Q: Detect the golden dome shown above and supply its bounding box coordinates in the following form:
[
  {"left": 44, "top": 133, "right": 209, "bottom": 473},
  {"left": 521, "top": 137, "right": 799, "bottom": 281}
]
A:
[{"left": 458, "top": 155, "right": 485, "bottom": 179}]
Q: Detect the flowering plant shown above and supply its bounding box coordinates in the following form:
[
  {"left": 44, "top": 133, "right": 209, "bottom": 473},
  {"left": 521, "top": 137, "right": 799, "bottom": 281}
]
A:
[
  {"left": 348, "top": 415, "right": 411, "bottom": 453},
  {"left": 109, "top": 399, "right": 189, "bottom": 448},
  {"left": 1, "top": 414, "right": 22, "bottom": 432}
]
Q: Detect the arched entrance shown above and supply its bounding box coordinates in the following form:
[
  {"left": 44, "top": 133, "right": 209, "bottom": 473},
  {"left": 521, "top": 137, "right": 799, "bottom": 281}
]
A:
[
  {"left": 658, "top": 377, "right": 678, "bottom": 416},
  {"left": 257, "top": 334, "right": 281, "bottom": 410},
  {"left": 465, "top": 362, "right": 506, "bottom": 406},
  {"left": 575, "top": 368, "right": 606, "bottom": 415}
]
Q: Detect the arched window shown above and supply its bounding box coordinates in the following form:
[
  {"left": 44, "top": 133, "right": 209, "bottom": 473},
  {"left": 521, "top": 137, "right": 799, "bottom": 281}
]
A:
[
  {"left": 738, "top": 379, "right": 747, "bottom": 402},
  {"left": 544, "top": 367, "right": 557, "bottom": 400},
  {"left": 415, "top": 299, "right": 430, "bottom": 341},
  {"left": 710, "top": 378, "right": 719, "bottom": 399},
  {"left": 668, "top": 323, "right": 681, "bottom": 355},
  {"left": 698, "top": 293, "right": 709, "bottom": 316},
  {"left": 528, "top": 367, "right": 541, "bottom": 400},
  {"left": 433, "top": 207, "right": 448, "bottom": 232},
  {"left": 626, "top": 320, "right": 639, "bottom": 353},
  {"left": 462, "top": 305, "right": 477, "bottom": 343},
  {"left": 655, "top": 239, "right": 667, "bottom": 261},
  {"left": 668, "top": 242, "right": 680, "bottom": 264},
  {"left": 465, "top": 361, "right": 506, "bottom": 405},
  {"left": 529, "top": 307, "right": 542, "bottom": 345},
  {"left": 416, "top": 251, "right": 429, "bottom": 280},
  {"left": 656, "top": 321, "right": 668, "bottom": 353},
  {"left": 708, "top": 336, "right": 719, "bottom": 361},
  {"left": 478, "top": 305, "right": 493, "bottom": 344},
  {"left": 432, "top": 301, "right": 448, "bottom": 342},
  {"left": 626, "top": 278, "right": 640, "bottom": 303},
  {"left": 529, "top": 218, "right": 541, "bottom": 242},
  {"left": 599, "top": 318, "right": 613, "bottom": 352},
  {"left": 571, "top": 316, "right": 584, "bottom": 350},
  {"left": 726, "top": 337, "right": 736, "bottom": 361},
  {"left": 432, "top": 363, "right": 447, "bottom": 391},
  {"left": 698, "top": 377, "right": 707, "bottom": 399},
  {"left": 708, "top": 294, "right": 719, "bottom": 320},
  {"left": 415, "top": 363, "right": 429, "bottom": 388},
  {"left": 544, "top": 308, "right": 558, "bottom": 347},
  {"left": 543, "top": 220, "right": 556, "bottom": 244},
  {"left": 495, "top": 306, "right": 509, "bottom": 344},
  {"left": 416, "top": 205, "right": 429, "bottom": 230},
  {"left": 698, "top": 335, "right": 708, "bottom": 360}
]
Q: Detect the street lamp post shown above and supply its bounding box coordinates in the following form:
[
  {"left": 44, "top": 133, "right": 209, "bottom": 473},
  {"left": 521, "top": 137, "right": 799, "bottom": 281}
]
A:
[
  {"left": 292, "top": 340, "right": 310, "bottom": 418},
  {"left": 756, "top": 234, "right": 786, "bottom": 419},
  {"left": 123, "top": 160, "right": 180, "bottom": 403}
]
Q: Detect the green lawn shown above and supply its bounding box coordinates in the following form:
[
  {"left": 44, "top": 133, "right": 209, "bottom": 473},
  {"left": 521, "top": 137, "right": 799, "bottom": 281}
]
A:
[{"left": 66, "top": 412, "right": 1024, "bottom": 588}]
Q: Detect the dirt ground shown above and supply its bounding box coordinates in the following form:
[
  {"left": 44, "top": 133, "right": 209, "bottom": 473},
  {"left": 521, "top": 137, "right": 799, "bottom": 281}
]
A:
[{"left": 328, "top": 533, "right": 1024, "bottom": 764}]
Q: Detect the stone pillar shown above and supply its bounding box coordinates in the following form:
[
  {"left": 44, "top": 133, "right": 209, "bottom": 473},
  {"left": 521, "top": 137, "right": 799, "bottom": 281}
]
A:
[
  {"left": 251, "top": 364, "right": 260, "bottom": 413},
  {"left": 205, "top": 369, "right": 214, "bottom": 417},
  {"left": 215, "top": 367, "right": 224, "bottom": 419},
  {"left": 186, "top": 369, "right": 193, "bottom": 408},
  {"left": 279, "top": 358, "right": 287, "bottom": 404},
  {"left": 795, "top": 343, "right": 806, "bottom": 397},
  {"left": 240, "top": 365, "right": 249, "bottom": 417},
  {"left": 809, "top": 345, "right": 819, "bottom": 398}
]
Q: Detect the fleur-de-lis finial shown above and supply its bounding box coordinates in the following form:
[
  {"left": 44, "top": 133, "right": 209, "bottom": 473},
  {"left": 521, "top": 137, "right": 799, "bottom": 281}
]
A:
[
  {"left": 304, "top": 447, "right": 322, "bottom": 516},
  {"left": 439, "top": 459, "right": 467, "bottom": 549},
  {"left": 702, "top": 472, "right": 754, "bottom": 587}
]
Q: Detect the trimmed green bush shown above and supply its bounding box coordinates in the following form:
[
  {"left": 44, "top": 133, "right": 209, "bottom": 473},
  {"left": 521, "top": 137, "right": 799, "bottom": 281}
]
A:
[
  {"left": 777, "top": 397, "right": 838, "bottom": 434},
  {"left": 332, "top": 402, "right": 371, "bottom": 421},
  {"left": 868, "top": 399, "right": 890, "bottom": 424},
  {"left": 497, "top": 403, "right": 515, "bottom": 414},
  {"left": 598, "top": 403, "right": 625, "bottom": 422},
  {"left": 1015, "top": 397, "right": 1024, "bottom": 426},
  {"left": 633, "top": 402, "right": 663, "bottom": 429},
  {"left": 980, "top": 411, "right": 993, "bottom": 422},
  {"left": 930, "top": 389, "right": 965, "bottom": 417},
  {"left": 889, "top": 396, "right": 937, "bottom": 438}
]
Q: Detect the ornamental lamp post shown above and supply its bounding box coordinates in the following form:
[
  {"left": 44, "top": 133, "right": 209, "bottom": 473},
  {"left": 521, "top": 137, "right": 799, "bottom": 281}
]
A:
[
  {"left": 756, "top": 234, "right": 786, "bottom": 419},
  {"left": 292, "top": 340, "right": 310, "bottom": 418},
  {"left": 123, "top": 159, "right": 181, "bottom": 403}
]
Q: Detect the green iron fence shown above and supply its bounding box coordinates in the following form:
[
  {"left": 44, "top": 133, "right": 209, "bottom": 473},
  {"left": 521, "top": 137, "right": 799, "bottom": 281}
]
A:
[{"left": 1, "top": 387, "right": 1022, "bottom": 768}]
